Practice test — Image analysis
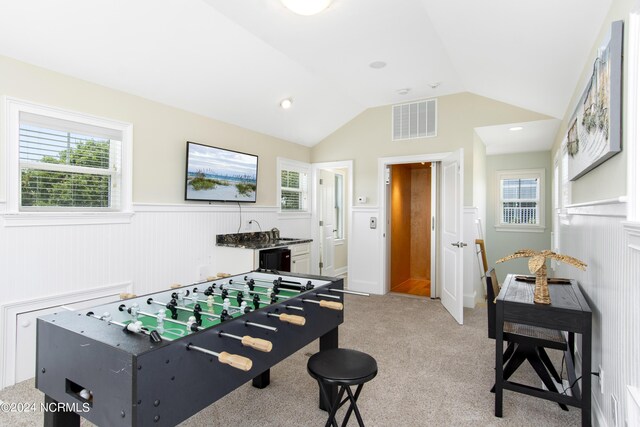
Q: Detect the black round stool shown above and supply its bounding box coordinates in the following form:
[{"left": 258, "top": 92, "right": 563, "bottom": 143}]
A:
[{"left": 307, "top": 348, "right": 378, "bottom": 427}]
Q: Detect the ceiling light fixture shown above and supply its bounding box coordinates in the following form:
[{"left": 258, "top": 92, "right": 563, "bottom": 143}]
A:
[
  {"left": 397, "top": 88, "right": 411, "bottom": 95},
  {"left": 509, "top": 126, "right": 524, "bottom": 131},
  {"left": 428, "top": 82, "right": 441, "bottom": 89},
  {"left": 281, "top": 0, "right": 333, "bottom": 16},
  {"left": 280, "top": 98, "right": 293, "bottom": 109},
  {"left": 369, "top": 61, "right": 387, "bottom": 69}
]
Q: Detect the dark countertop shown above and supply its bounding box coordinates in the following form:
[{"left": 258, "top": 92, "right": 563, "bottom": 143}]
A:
[{"left": 216, "top": 231, "right": 311, "bottom": 250}]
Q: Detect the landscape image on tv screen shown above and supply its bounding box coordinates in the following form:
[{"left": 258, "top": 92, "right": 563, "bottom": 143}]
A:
[{"left": 185, "top": 142, "right": 258, "bottom": 202}]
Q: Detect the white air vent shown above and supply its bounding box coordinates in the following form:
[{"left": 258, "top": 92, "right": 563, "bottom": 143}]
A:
[{"left": 392, "top": 99, "right": 437, "bottom": 141}]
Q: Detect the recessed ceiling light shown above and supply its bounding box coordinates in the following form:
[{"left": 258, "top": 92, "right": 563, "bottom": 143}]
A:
[
  {"left": 369, "top": 61, "right": 387, "bottom": 69},
  {"left": 280, "top": 98, "right": 293, "bottom": 109},
  {"left": 281, "top": 0, "right": 332, "bottom": 16},
  {"left": 428, "top": 82, "right": 441, "bottom": 89},
  {"left": 397, "top": 88, "right": 411, "bottom": 95},
  {"left": 509, "top": 126, "right": 524, "bottom": 131}
]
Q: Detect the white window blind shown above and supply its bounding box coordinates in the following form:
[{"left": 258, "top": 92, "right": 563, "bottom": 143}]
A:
[
  {"left": 280, "top": 169, "right": 308, "bottom": 211},
  {"left": 500, "top": 178, "right": 539, "bottom": 225},
  {"left": 19, "top": 112, "right": 122, "bottom": 210}
]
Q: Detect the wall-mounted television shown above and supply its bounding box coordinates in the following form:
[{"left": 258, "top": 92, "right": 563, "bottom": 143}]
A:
[{"left": 185, "top": 141, "right": 258, "bottom": 203}]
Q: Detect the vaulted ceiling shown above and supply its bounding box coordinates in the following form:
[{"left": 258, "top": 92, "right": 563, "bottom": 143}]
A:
[{"left": 0, "top": 0, "right": 611, "bottom": 148}]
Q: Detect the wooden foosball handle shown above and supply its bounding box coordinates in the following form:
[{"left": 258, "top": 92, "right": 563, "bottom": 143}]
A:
[
  {"left": 241, "top": 336, "right": 273, "bottom": 352},
  {"left": 279, "top": 313, "right": 306, "bottom": 326},
  {"left": 217, "top": 272, "right": 231, "bottom": 278},
  {"left": 218, "top": 352, "right": 253, "bottom": 371},
  {"left": 119, "top": 293, "right": 137, "bottom": 300},
  {"left": 170, "top": 283, "right": 182, "bottom": 289},
  {"left": 206, "top": 276, "right": 218, "bottom": 281},
  {"left": 319, "top": 300, "right": 344, "bottom": 311}
]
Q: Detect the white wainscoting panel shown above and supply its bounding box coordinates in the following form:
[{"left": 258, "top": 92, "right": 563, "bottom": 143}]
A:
[
  {"left": 350, "top": 207, "right": 382, "bottom": 294},
  {"left": 555, "top": 200, "right": 639, "bottom": 427},
  {"left": 0, "top": 202, "right": 311, "bottom": 389},
  {"left": 463, "top": 207, "right": 481, "bottom": 308}
]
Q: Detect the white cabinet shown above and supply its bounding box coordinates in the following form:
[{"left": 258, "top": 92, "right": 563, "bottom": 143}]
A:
[
  {"left": 291, "top": 243, "right": 311, "bottom": 274},
  {"left": 213, "top": 246, "right": 259, "bottom": 275},
  {"left": 214, "top": 242, "right": 311, "bottom": 275}
]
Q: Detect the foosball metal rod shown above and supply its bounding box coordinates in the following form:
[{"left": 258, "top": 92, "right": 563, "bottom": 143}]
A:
[
  {"left": 148, "top": 299, "right": 200, "bottom": 314},
  {"left": 327, "top": 289, "right": 371, "bottom": 297},
  {"left": 266, "top": 312, "right": 306, "bottom": 326},
  {"left": 185, "top": 297, "right": 240, "bottom": 314},
  {"left": 284, "top": 304, "right": 305, "bottom": 312},
  {"left": 138, "top": 310, "right": 203, "bottom": 331},
  {"left": 223, "top": 285, "right": 291, "bottom": 300},
  {"left": 187, "top": 344, "right": 253, "bottom": 372},
  {"left": 302, "top": 299, "right": 344, "bottom": 310},
  {"left": 218, "top": 332, "right": 273, "bottom": 352},
  {"left": 315, "top": 293, "right": 342, "bottom": 300},
  {"left": 87, "top": 313, "right": 174, "bottom": 341},
  {"left": 244, "top": 321, "right": 278, "bottom": 332}
]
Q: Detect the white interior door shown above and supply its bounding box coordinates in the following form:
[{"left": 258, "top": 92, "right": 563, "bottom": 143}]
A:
[
  {"left": 440, "top": 149, "right": 464, "bottom": 324},
  {"left": 319, "top": 170, "right": 335, "bottom": 276}
]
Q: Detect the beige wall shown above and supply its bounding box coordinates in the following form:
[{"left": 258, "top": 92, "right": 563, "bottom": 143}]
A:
[
  {"left": 486, "top": 151, "right": 553, "bottom": 280},
  {"left": 311, "top": 92, "right": 550, "bottom": 206},
  {"left": 0, "top": 55, "right": 310, "bottom": 205},
  {"left": 551, "top": 0, "right": 636, "bottom": 203}
]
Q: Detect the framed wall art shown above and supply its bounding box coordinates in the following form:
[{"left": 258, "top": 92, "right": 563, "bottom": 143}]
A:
[{"left": 567, "top": 20, "right": 623, "bottom": 181}]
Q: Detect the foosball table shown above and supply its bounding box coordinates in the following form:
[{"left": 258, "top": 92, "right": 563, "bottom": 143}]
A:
[{"left": 36, "top": 270, "right": 349, "bottom": 426}]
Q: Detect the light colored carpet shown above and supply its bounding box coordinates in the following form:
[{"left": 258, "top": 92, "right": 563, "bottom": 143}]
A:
[{"left": 0, "top": 293, "right": 581, "bottom": 426}]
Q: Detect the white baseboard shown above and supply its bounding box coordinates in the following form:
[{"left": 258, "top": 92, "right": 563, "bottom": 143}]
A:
[
  {"left": 463, "top": 291, "right": 477, "bottom": 308},
  {"left": 593, "top": 389, "right": 607, "bottom": 427}
]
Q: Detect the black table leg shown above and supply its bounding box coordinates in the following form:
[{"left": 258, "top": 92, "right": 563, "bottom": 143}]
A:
[
  {"left": 495, "top": 301, "right": 504, "bottom": 417},
  {"left": 252, "top": 369, "right": 270, "bottom": 389},
  {"left": 319, "top": 326, "right": 339, "bottom": 411},
  {"left": 582, "top": 321, "right": 592, "bottom": 427},
  {"left": 43, "top": 395, "right": 80, "bottom": 427}
]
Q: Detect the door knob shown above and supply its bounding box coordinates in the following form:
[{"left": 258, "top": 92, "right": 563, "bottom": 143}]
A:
[{"left": 451, "top": 242, "right": 468, "bottom": 248}]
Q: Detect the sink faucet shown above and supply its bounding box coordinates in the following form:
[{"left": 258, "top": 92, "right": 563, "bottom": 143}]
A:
[{"left": 271, "top": 227, "right": 280, "bottom": 240}]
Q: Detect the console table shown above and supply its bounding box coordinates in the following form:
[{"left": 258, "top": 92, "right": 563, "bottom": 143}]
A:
[{"left": 494, "top": 274, "right": 592, "bottom": 426}]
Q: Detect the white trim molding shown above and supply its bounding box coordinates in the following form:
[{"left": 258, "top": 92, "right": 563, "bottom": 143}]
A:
[
  {"left": 494, "top": 168, "right": 545, "bottom": 232},
  {"left": 3, "top": 96, "right": 134, "bottom": 226},
  {"left": 566, "top": 197, "right": 627, "bottom": 217}
]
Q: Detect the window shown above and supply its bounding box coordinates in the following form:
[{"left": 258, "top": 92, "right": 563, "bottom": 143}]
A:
[
  {"left": 278, "top": 159, "right": 309, "bottom": 212},
  {"left": 495, "top": 169, "right": 545, "bottom": 232},
  {"left": 334, "top": 173, "right": 344, "bottom": 239},
  {"left": 5, "top": 98, "right": 132, "bottom": 225}
]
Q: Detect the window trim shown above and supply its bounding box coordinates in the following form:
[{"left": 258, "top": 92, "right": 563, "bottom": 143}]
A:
[
  {"left": 494, "top": 168, "right": 545, "bottom": 233},
  {"left": 3, "top": 97, "right": 133, "bottom": 226},
  {"left": 277, "top": 157, "right": 310, "bottom": 215}
]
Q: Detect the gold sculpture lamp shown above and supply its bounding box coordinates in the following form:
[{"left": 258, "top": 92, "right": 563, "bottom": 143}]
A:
[{"left": 496, "top": 249, "right": 587, "bottom": 304}]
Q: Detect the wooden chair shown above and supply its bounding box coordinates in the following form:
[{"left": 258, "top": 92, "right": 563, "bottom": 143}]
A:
[{"left": 486, "top": 268, "right": 568, "bottom": 410}]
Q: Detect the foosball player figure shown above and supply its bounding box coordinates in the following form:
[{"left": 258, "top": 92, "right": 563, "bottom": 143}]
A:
[
  {"left": 193, "top": 304, "right": 203, "bottom": 326},
  {"left": 186, "top": 316, "right": 199, "bottom": 333},
  {"left": 156, "top": 310, "right": 166, "bottom": 334},
  {"left": 253, "top": 294, "right": 261, "bottom": 310},
  {"left": 207, "top": 295, "right": 215, "bottom": 313},
  {"left": 219, "top": 309, "right": 233, "bottom": 322},
  {"left": 166, "top": 299, "right": 178, "bottom": 319},
  {"left": 236, "top": 291, "right": 244, "bottom": 306}
]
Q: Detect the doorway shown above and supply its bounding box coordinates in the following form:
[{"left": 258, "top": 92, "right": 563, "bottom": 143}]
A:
[
  {"left": 389, "top": 163, "right": 432, "bottom": 297},
  {"left": 312, "top": 161, "right": 353, "bottom": 278},
  {"left": 378, "top": 150, "right": 464, "bottom": 324}
]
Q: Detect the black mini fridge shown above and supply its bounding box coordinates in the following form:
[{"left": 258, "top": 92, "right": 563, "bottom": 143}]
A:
[{"left": 259, "top": 247, "right": 291, "bottom": 272}]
